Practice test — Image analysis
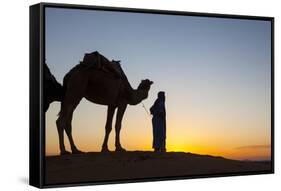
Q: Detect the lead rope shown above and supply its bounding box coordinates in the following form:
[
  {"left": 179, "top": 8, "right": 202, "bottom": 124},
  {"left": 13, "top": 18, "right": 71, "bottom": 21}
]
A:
[
  {"left": 141, "top": 102, "right": 152, "bottom": 134},
  {"left": 141, "top": 102, "right": 152, "bottom": 119}
]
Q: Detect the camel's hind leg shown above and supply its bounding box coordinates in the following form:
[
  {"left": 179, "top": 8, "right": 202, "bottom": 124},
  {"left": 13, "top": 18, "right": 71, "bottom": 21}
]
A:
[
  {"left": 66, "top": 104, "right": 83, "bottom": 154},
  {"left": 101, "top": 106, "right": 116, "bottom": 152},
  {"left": 56, "top": 77, "right": 86, "bottom": 155},
  {"left": 56, "top": 115, "right": 70, "bottom": 155},
  {"left": 56, "top": 98, "right": 83, "bottom": 154}
]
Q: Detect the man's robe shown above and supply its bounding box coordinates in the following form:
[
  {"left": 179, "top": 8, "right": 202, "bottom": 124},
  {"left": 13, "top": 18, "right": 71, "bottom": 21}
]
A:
[{"left": 150, "top": 98, "right": 166, "bottom": 150}]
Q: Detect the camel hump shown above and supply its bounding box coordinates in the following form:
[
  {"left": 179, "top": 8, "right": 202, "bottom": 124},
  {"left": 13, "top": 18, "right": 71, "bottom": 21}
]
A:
[
  {"left": 82, "top": 51, "right": 101, "bottom": 65},
  {"left": 83, "top": 51, "right": 124, "bottom": 78},
  {"left": 63, "top": 51, "right": 126, "bottom": 87}
]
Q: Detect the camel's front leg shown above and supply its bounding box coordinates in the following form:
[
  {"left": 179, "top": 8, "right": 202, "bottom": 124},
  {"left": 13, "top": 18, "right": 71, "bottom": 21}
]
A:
[
  {"left": 101, "top": 106, "right": 116, "bottom": 152},
  {"left": 115, "top": 104, "right": 127, "bottom": 152}
]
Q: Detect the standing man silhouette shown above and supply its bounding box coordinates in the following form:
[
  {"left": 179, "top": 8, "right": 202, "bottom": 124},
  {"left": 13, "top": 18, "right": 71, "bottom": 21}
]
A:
[{"left": 150, "top": 91, "right": 166, "bottom": 152}]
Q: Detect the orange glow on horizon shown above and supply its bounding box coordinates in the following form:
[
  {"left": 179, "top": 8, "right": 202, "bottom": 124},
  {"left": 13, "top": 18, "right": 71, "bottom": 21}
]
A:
[
  {"left": 46, "top": 120, "right": 271, "bottom": 161},
  {"left": 45, "top": 99, "right": 271, "bottom": 161}
]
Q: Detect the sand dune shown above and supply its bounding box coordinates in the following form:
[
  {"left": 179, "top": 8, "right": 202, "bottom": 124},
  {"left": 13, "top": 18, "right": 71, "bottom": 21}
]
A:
[{"left": 45, "top": 151, "right": 271, "bottom": 185}]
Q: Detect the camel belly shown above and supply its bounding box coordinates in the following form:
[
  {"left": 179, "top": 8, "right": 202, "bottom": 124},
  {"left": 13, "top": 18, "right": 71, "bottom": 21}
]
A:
[{"left": 84, "top": 77, "right": 122, "bottom": 105}]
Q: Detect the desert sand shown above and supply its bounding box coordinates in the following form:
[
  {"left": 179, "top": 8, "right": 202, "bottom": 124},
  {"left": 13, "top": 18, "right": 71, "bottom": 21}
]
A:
[{"left": 45, "top": 151, "right": 271, "bottom": 185}]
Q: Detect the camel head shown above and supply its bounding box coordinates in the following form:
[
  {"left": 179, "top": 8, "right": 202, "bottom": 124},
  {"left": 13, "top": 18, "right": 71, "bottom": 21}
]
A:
[
  {"left": 136, "top": 79, "right": 153, "bottom": 101},
  {"left": 138, "top": 79, "right": 153, "bottom": 90},
  {"left": 44, "top": 63, "right": 64, "bottom": 112},
  {"left": 44, "top": 63, "right": 63, "bottom": 97}
]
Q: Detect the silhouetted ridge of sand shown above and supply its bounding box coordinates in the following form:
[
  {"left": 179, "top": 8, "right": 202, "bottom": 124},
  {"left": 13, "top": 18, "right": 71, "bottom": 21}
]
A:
[{"left": 45, "top": 151, "right": 271, "bottom": 185}]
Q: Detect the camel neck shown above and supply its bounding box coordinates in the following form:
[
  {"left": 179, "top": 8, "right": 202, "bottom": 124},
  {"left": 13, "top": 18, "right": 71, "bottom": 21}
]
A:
[{"left": 128, "top": 88, "right": 148, "bottom": 105}]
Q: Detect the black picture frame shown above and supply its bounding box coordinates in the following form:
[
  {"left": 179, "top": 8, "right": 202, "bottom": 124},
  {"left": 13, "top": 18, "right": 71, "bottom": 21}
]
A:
[{"left": 30, "top": 2, "right": 274, "bottom": 188}]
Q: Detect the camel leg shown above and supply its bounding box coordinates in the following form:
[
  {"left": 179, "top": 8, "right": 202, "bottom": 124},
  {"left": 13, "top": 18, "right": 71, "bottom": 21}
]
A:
[
  {"left": 57, "top": 102, "right": 82, "bottom": 154},
  {"left": 115, "top": 104, "right": 127, "bottom": 152},
  {"left": 56, "top": 115, "right": 70, "bottom": 155},
  {"left": 101, "top": 106, "right": 116, "bottom": 152},
  {"left": 56, "top": 77, "right": 86, "bottom": 155},
  {"left": 64, "top": 104, "right": 83, "bottom": 154}
]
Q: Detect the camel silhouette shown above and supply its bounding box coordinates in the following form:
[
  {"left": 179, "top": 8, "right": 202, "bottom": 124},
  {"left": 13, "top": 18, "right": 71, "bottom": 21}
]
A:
[
  {"left": 56, "top": 51, "right": 153, "bottom": 155},
  {"left": 44, "top": 63, "right": 64, "bottom": 112}
]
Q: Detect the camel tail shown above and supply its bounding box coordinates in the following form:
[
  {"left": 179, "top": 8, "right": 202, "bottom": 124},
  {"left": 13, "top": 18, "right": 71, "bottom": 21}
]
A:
[
  {"left": 57, "top": 109, "right": 62, "bottom": 117},
  {"left": 57, "top": 99, "right": 64, "bottom": 117},
  {"left": 57, "top": 84, "right": 66, "bottom": 117}
]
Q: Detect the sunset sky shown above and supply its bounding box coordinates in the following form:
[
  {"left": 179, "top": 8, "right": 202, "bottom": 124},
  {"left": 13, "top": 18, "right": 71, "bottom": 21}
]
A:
[{"left": 45, "top": 7, "right": 271, "bottom": 161}]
